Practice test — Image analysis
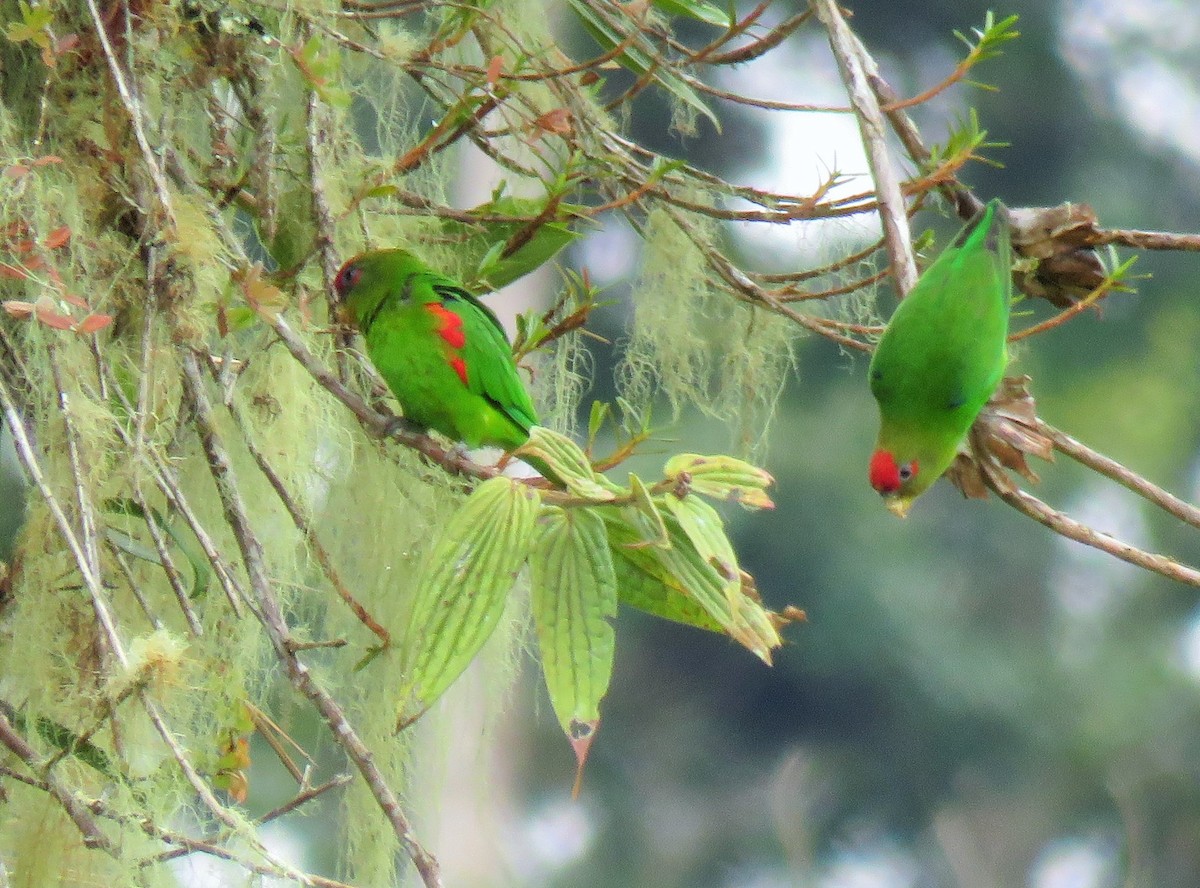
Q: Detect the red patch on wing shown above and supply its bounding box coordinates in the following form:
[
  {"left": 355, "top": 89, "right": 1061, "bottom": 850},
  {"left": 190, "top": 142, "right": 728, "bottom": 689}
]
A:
[
  {"left": 426, "top": 304, "right": 466, "bottom": 349},
  {"left": 449, "top": 356, "right": 469, "bottom": 386},
  {"left": 869, "top": 449, "right": 901, "bottom": 494}
]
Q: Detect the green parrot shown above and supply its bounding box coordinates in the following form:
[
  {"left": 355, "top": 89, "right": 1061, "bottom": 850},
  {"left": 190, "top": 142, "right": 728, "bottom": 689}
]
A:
[
  {"left": 868, "top": 199, "right": 1012, "bottom": 516},
  {"left": 334, "top": 248, "right": 540, "bottom": 461}
]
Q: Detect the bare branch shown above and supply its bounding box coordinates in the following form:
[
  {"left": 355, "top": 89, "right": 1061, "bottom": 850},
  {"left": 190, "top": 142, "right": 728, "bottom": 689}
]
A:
[
  {"left": 178, "top": 350, "right": 443, "bottom": 888},
  {"left": 811, "top": 0, "right": 916, "bottom": 295}
]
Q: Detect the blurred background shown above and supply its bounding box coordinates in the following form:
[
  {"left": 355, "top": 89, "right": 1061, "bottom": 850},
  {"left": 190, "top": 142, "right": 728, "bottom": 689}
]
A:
[
  {"left": 499, "top": 2, "right": 1200, "bottom": 886},
  {"left": 15, "top": 0, "right": 1191, "bottom": 885}
]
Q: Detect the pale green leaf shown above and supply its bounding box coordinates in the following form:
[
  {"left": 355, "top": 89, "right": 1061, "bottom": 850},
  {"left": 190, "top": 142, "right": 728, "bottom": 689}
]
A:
[
  {"left": 663, "top": 494, "right": 780, "bottom": 661},
  {"left": 518, "top": 427, "right": 619, "bottom": 500},
  {"left": 662, "top": 453, "right": 775, "bottom": 509},
  {"left": 614, "top": 506, "right": 731, "bottom": 629},
  {"left": 400, "top": 478, "right": 541, "bottom": 718},
  {"left": 610, "top": 537, "right": 723, "bottom": 633},
  {"left": 565, "top": 0, "right": 720, "bottom": 131},
  {"left": 651, "top": 0, "right": 734, "bottom": 28},
  {"left": 530, "top": 507, "right": 616, "bottom": 748},
  {"left": 625, "top": 473, "right": 668, "bottom": 547}
]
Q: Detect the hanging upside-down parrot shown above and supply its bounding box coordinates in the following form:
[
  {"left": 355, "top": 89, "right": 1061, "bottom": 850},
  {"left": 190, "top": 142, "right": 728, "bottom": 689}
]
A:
[
  {"left": 868, "top": 198, "right": 1012, "bottom": 517},
  {"left": 334, "top": 248, "right": 542, "bottom": 465}
]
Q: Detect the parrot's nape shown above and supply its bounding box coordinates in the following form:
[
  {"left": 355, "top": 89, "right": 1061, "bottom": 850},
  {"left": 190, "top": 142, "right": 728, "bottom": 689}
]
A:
[{"left": 868, "top": 199, "right": 1013, "bottom": 516}]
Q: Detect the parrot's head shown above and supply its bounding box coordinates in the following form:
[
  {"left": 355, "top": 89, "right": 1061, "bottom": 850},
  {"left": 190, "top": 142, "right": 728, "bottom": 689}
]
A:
[
  {"left": 868, "top": 448, "right": 922, "bottom": 518},
  {"left": 333, "top": 249, "right": 423, "bottom": 326}
]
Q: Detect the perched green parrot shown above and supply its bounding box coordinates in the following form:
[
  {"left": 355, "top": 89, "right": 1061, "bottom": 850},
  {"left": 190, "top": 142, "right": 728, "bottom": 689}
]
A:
[
  {"left": 334, "top": 248, "right": 539, "bottom": 458},
  {"left": 868, "top": 199, "right": 1012, "bottom": 516}
]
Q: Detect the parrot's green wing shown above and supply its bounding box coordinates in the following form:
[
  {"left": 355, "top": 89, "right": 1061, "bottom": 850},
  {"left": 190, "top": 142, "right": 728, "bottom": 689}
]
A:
[
  {"left": 868, "top": 199, "right": 1012, "bottom": 512},
  {"left": 870, "top": 201, "right": 1011, "bottom": 422},
  {"left": 428, "top": 277, "right": 539, "bottom": 435}
]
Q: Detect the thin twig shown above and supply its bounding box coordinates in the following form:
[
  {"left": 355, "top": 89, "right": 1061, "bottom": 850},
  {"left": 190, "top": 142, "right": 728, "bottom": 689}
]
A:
[
  {"left": 224, "top": 395, "right": 391, "bottom": 645},
  {"left": 145, "top": 773, "right": 353, "bottom": 867},
  {"left": 82, "top": 0, "right": 176, "bottom": 228},
  {"left": 811, "top": 0, "right": 916, "bottom": 295},
  {"left": 179, "top": 350, "right": 442, "bottom": 888},
  {"left": 0, "top": 710, "right": 114, "bottom": 852},
  {"left": 1036, "top": 420, "right": 1200, "bottom": 531},
  {"left": 981, "top": 464, "right": 1200, "bottom": 587}
]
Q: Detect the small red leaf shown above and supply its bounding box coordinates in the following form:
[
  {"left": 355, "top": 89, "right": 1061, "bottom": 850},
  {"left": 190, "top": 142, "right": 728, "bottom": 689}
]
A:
[
  {"left": 486, "top": 55, "right": 504, "bottom": 86},
  {"left": 31, "top": 155, "right": 63, "bottom": 167},
  {"left": 43, "top": 226, "right": 71, "bottom": 249},
  {"left": 1, "top": 300, "right": 34, "bottom": 318},
  {"left": 62, "top": 292, "right": 88, "bottom": 308},
  {"left": 0, "top": 263, "right": 28, "bottom": 279},
  {"left": 75, "top": 313, "right": 113, "bottom": 334},
  {"left": 531, "top": 108, "right": 572, "bottom": 136},
  {"left": 34, "top": 304, "right": 75, "bottom": 330},
  {"left": 3, "top": 165, "right": 30, "bottom": 180}
]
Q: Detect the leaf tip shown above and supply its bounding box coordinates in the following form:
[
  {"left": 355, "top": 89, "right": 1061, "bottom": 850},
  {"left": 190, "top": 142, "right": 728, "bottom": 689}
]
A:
[{"left": 568, "top": 718, "right": 599, "bottom": 799}]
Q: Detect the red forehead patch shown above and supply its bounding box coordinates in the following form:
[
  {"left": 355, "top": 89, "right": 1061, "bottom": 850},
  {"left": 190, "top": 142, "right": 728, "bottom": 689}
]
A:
[{"left": 869, "top": 449, "right": 901, "bottom": 494}]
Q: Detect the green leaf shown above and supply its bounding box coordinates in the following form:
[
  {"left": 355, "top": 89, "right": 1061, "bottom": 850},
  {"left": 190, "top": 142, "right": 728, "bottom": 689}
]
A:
[
  {"left": 586, "top": 400, "right": 610, "bottom": 447},
  {"left": 104, "top": 499, "right": 211, "bottom": 599},
  {"left": 662, "top": 494, "right": 780, "bottom": 661},
  {"left": 565, "top": 0, "right": 720, "bottom": 132},
  {"left": 399, "top": 478, "right": 541, "bottom": 721},
  {"left": 615, "top": 504, "right": 730, "bottom": 628},
  {"left": 4, "top": 1, "right": 52, "bottom": 47},
  {"left": 662, "top": 453, "right": 775, "bottom": 509},
  {"left": 651, "top": 0, "right": 734, "bottom": 28},
  {"left": 625, "top": 473, "right": 668, "bottom": 547},
  {"left": 608, "top": 503, "right": 781, "bottom": 662},
  {"left": 530, "top": 507, "right": 617, "bottom": 774},
  {"left": 439, "top": 195, "right": 584, "bottom": 291},
  {"left": 610, "top": 537, "right": 724, "bottom": 633},
  {"left": 518, "top": 427, "right": 619, "bottom": 500}
]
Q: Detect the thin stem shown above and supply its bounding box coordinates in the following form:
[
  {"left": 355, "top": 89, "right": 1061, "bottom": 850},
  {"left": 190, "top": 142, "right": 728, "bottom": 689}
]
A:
[{"left": 811, "top": 0, "right": 916, "bottom": 295}]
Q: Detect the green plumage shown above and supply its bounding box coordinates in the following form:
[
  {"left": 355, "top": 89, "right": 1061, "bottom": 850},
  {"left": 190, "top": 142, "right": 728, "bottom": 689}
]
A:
[
  {"left": 868, "top": 199, "right": 1012, "bottom": 515},
  {"left": 334, "top": 249, "right": 537, "bottom": 452}
]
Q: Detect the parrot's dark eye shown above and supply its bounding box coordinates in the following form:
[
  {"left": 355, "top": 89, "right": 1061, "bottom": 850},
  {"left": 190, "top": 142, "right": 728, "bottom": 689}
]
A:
[
  {"left": 334, "top": 263, "right": 363, "bottom": 297},
  {"left": 898, "top": 462, "right": 917, "bottom": 482}
]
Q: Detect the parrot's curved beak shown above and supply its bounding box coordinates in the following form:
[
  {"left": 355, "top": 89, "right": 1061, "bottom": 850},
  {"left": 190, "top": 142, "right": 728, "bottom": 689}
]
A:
[{"left": 884, "top": 496, "right": 912, "bottom": 518}]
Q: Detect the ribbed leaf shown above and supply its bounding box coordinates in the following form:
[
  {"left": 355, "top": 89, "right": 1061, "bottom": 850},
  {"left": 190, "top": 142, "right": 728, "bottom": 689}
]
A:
[
  {"left": 663, "top": 494, "right": 781, "bottom": 661},
  {"left": 625, "top": 473, "right": 668, "bottom": 547},
  {"left": 518, "top": 427, "right": 619, "bottom": 500},
  {"left": 610, "top": 538, "right": 723, "bottom": 633},
  {"left": 399, "top": 477, "right": 541, "bottom": 720},
  {"left": 530, "top": 506, "right": 616, "bottom": 777},
  {"left": 662, "top": 453, "right": 775, "bottom": 509},
  {"left": 615, "top": 505, "right": 732, "bottom": 630}
]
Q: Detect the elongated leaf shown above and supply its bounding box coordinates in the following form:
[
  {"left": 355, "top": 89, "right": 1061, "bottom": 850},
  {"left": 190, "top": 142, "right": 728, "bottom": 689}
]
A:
[
  {"left": 104, "top": 499, "right": 211, "bottom": 599},
  {"left": 610, "top": 537, "right": 723, "bottom": 633},
  {"left": 651, "top": 0, "right": 734, "bottom": 27},
  {"left": 565, "top": 0, "right": 720, "bottom": 131},
  {"left": 400, "top": 478, "right": 541, "bottom": 719},
  {"left": 530, "top": 507, "right": 616, "bottom": 778},
  {"left": 611, "top": 503, "right": 781, "bottom": 662},
  {"left": 616, "top": 505, "right": 732, "bottom": 629},
  {"left": 663, "top": 494, "right": 781, "bottom": 660},
  {"left": 626, "top": 473, "right": 668, "bottom": 547},
  {"left": 438, "top": 196, "right": 584, "bottom": 291},
  {"left": 662, "top": 453, "right": 774, "bottom": 509}
]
